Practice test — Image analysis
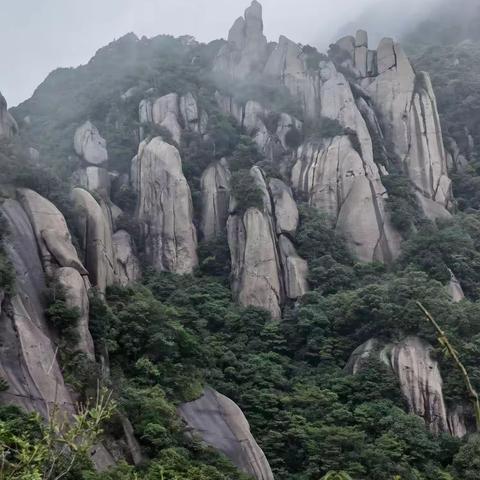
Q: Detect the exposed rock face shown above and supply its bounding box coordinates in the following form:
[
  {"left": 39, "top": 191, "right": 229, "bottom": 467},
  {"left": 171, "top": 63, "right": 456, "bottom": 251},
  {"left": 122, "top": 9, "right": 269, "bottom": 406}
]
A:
[
  {"left": 200, "top": 159, "right": 231, "bottom": 240},
  {"left": 178, "top": 387, "right": 274, "bottom": 480},
  {"left": 228, "top": 208, "right": 283, "bottom": 319},
  {"left": 447, "top": 269, "right": 465, "bottom": 303},
  {"left": 139, "top": 92, "right": 207, "bottom": 143},
  {"left": 16, "top": 188, "right": 87, "bottom": 276},
  {"left": 215, "top": 93, "right": 301, "bottom": 165},
  {"left": 269, "top": 178, "right": 298, "bottom": 235},
  {"left": 0, "top": 92, "right": 18, "bottom": 138},
  {"left": 227, "top": 167, "right": 308, "bottom": 316},
  {"left": 0, "top": 199, "right": 75, "bottom": 417},
  {"left": 347, "top": 337, "right": 454, "bottom": 435},
  {"left": 112, "top": 230, "right": 141, "bottom": 286},
  {"left": 73, "top": 166, "right": 111, "bottom": 195},
  {"left": 55, "top": 267, "right": 95, "bottom": 358},
  {"left": 278, "top": 235, "right": 308, "bottom": 299},
  {"left": 72, "top": 188, "right": 116, "bottom": 292},
  {"left": 292, "top": 136, "right": 402, "bottom": 263},
  {"left": 214, "top": 1, "right": 268, "bottom": 81},
  {"left": 264, "top": 36, "right": 320, "bottom": 119},
  {"left": 132, "top": 137, "right": 198, "bottom": 274},
  {"left": 334, "top": 35, "right": 453, "bottom": 218},
  {"left": 74, "top": 121, "right": 108, "bottom": 165}
]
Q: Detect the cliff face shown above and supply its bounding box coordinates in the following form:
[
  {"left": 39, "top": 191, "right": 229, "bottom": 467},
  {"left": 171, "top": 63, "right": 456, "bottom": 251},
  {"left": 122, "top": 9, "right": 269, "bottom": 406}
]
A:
[{"left": 0, "top": 1, "right": 474, "bottom": 478}]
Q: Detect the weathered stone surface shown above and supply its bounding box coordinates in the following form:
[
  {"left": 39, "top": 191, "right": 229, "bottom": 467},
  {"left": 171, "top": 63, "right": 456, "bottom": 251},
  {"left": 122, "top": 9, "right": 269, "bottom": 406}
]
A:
[
  {"left": 55, "top": 267, "right": 95, "bottom": 359},
  {"left": 0, "top": 92, "right": 17, "bottom": 138},
  {"left": 366, "top": 40, "right": 453, "bottom": 217},
  {"left": 354, "top": 30, "right": 368, "bottom": 77},
  {"left": 347, "top": 337, "right": 450, "bottom": 434},
  {"left": 112, "top": 230, "right": 141, "bottom": 286},
  {"left": 71, "top": 188, "right": 116, "bottom": 292},
  {"left": 73, "top": 166, "right": 111, "bottom": 195},
  {"left": 447, "top": 405, "right": 470, "bottom": 438},
  {"left": 200, "top": 159, "right": 231, "bottom": 240},
  {"left": 214, "top": 1, "right": 268, "bottom": 80},
  {"left": 227, "top": 208, "right": 282, "bottom": 319},
  {"left": 132, "top": 137, "right": 198, "bottom": 274},
  {"left": 178, "top": 387, "right": 274, "bottom": 480},
  {"left": 278, "top": 235, "right": 308, "bottom": 299},
  {"left": 292, "top": 137, "right": 402, "bottom": 263},
  {"left": 74, "top": 121, "right": 108, "bottom": 165},
  {"left": 269, "top": 178, "right": 298, "bottom": 235},
  {"left": 0, "top": 199, "right": 74, "bottom": 418},
  {"left": 180, "top": 92, "right": 207, "bottom": 133},
  {"left": 16, "top": 188, "right": 87, "bottom": 275},
  {"left": 447, "top": 269, "right": 465, "bottom": 303},
  {"left": 264, "top": 35, "right": 320, "bottom": 119}
]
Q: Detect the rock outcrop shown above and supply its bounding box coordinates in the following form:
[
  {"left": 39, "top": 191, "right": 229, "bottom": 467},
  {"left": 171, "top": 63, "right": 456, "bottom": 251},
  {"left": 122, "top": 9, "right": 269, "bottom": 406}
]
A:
[
  {"left": 132, "top": 137, "right": 198, "bottom": 274},
  {"left": 178, "top": 387, "right": 274, "bottom": 480},
  {"left": 0, "top": 199, "right": 75, "bottom": 417},
  {"left": 292, "top": 136, "right": 402, "bottom": 263},
  {"left": 228, "top": 208, "right": 283, "bottom": 319},
  {"left": 72, "top": 188, "right": 116, "bottom": 292},
  {"left": 73, "top": 166, "right": 111, "bottom": 196},
  {"left": 347, "top": 337, "right": 455, "bottom": 435},
  {"left": 16, "top": 188, "right": 87, "bottom": 276},
  {"left": 263, "top": 36, "right": 320, "bottom": 119},
  {"left": 139, "top": 92, "right": 207, "bottom": 143},
  {"left": 55, "top": 267, "right": 95, "bottom": 359},
  {"left": 112, "top": 230, "right": 141, "bottom": 286},
  {"left": 200, "top": 159, "right": 231, "bottom": 240},
  {"left": 335, "top": 34, "right": 453, "bottom": 219},
  {"left": 227, "top": 167, "right": 308, "bottom": 317},
  {"left": 0, "top": 92, "right": 18, "bottom": 138},
  {"left": 447, "top": 269, "right": 465, "bottom": 303},
  {"left": 214, "top": 1, "right": 268, "bottom": 81},
  {"left": 74, "top": 121, "right": 108, "bottom": 166}
]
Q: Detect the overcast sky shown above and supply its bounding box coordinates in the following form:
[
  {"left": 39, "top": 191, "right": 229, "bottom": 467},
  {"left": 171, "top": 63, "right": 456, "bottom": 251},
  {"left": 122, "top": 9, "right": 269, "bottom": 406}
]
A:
[{"left": 0, "top": 0, "right": 439, "bottom": 106}]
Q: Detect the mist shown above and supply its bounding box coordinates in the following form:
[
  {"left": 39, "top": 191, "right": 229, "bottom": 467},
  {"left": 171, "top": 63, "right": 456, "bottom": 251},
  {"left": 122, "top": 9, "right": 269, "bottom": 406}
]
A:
[{"left": 1, "top": 0, "right": 442, "bottom": 106}]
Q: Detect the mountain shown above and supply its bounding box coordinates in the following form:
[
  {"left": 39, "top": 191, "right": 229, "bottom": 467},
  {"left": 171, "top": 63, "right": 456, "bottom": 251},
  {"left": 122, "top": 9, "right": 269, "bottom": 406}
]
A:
[{"left": 2, "top": 2, "right": 480, "bottom": 479}]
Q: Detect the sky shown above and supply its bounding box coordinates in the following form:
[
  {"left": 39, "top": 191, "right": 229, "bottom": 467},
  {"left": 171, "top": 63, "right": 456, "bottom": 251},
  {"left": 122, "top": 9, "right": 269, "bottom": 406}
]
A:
[{"left": 0, "top": 0, "right": 439, "bottom": 106}]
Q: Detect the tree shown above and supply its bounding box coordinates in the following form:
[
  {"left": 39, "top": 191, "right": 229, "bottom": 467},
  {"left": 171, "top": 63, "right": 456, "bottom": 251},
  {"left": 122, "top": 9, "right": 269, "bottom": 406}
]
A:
[{"left": 0, "top": 387, "right": 116, "bottom": 480}]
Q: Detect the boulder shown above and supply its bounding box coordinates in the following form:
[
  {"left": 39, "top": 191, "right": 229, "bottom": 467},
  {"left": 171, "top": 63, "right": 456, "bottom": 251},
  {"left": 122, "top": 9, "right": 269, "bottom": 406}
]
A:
[
  {"left": 200, "top": 159, "right": 231, "bottom": 240},
  {"left": 269, "top": 178, "right": 298, "bottom": 235},
  {"left": 354, "top": 30, "right": 369, "bottom": 77},
  {"left": 55, "top": 267, "right": 95, "bottom": 359},
  {"left": 347, "top": 337, "right": 450, "bottom": 434},
  {"left": 71, "top": 188, "right": 116, "bottom": 292},
  {"left": 227, "top": 208, "right": 283, "bottom": 319},
  {"left": 278, "top": 235, "right": 308, "bottom": 299},
  {"left": 74, "top": 121, "right": 108, "bottom": 165},
  {"left": 264, "top": 35, "right": 320, "bottom": 119},
  {"left": 16, "top": 188, "right": 87, "bottom": 276},
  {"left": 214, "top": 1, "right": 268, "bottom": 80},
  {"left": 0, "top": 199, "right": 74, "bottom": 418},
  {"left": 180, "top": 92, "right": 207, "bottom": 133},
  {"left": 73, "top": 166, "right": 111, "bottom": 195},
  {"left": 178, "top": 387, "right": 274, "bottom": 480},
  {"left": 0, "top": 92, "right": 18, "bottom": 138},
  {"left": 447, "top": 269, "right": 465, "bottom": 303},
  {"left": 132, "top": 137, "right": 198, "bottom": 274},
  {"left": 292, "top": 137, "right": 402, "bottom": 263},
  {"left": 112, "top": 230, "right": 141, "bottom": 286}
]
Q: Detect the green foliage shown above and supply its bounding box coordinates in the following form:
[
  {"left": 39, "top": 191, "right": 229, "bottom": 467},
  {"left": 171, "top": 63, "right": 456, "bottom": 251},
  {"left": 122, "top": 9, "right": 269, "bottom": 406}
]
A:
[
  {"left": 0, "top": 389, "right": 115, "bottom": 480},
  {"left": 302, "top": 45, "right": 329, "bottom": 71},
  {"left": 382, "top": 174, "right": 424, "bottom": 235},
  {"left": 230, "top": 170, "right": 264, "bottom": 214},
  {"left": 285, "top": 125, "right": 304, "bottom": 149},
  {"left": 305, "top": 117, "right": 345, "bottom": 141},
  {"left": 400, "top": 216, "right": 480, "bottom": 298}
]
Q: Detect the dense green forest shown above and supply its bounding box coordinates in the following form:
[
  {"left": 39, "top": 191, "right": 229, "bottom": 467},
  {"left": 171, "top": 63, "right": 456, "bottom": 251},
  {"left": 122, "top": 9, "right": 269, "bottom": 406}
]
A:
[{"left": 3, "top": 12, "right": 480, "bottom": 480}]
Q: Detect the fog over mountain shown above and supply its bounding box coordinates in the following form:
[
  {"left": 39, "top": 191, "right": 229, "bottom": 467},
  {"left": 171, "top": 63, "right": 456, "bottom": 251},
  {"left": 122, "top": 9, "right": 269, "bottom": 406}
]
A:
[{"left": 1, "top": 0, "right": 443, "bottom": 106}]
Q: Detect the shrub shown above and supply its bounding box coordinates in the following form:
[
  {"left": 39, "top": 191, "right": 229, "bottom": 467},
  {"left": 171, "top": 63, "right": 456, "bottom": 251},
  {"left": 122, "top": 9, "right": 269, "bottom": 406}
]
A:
[{"left": 230, "top": 170, "right": 264, "bottom": 214}]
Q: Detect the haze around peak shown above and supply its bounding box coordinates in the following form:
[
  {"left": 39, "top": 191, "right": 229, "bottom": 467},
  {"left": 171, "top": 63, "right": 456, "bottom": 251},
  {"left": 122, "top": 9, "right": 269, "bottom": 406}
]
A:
[{"left": 1, "top": 0, "right": 443, "bottom": 107}]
